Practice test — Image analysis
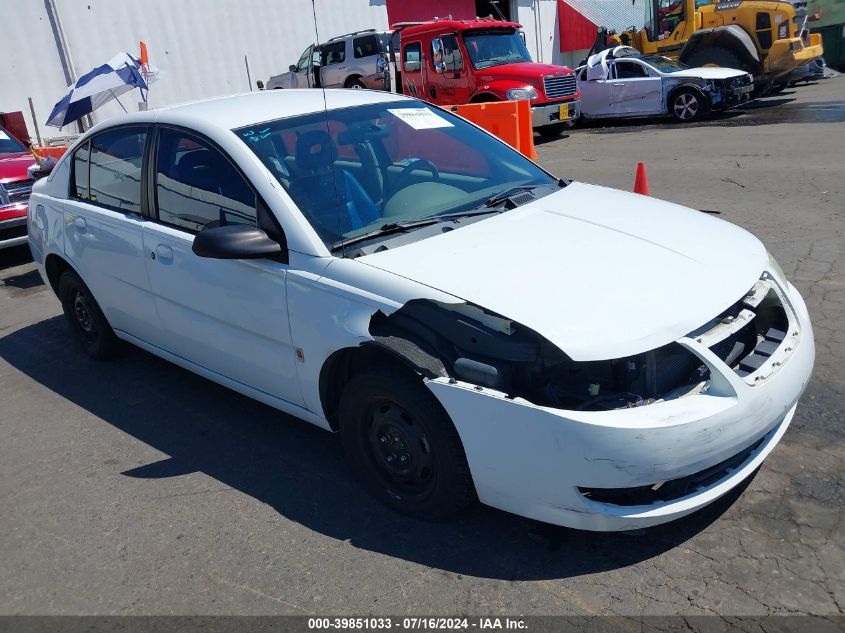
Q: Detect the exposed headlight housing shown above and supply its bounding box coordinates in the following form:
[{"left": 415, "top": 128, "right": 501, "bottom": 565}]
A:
[{"left": 506, "top": 87, "right": 539, "bottom": 101}]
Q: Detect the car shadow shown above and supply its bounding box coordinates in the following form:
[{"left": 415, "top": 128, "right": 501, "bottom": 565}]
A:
[{"left": 0, "top": 316, "right": 754, "bottom": 581}]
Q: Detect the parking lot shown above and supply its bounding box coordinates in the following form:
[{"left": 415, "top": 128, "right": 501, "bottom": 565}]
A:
[{"left": 1, "top": 77, "right": 842, "bottom": 617}]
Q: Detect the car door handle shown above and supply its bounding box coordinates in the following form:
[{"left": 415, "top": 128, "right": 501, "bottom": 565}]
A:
[
  {"left": 73, "top": 217, "right": 87, "bottom": 230},
  {"left": 154, "top": 244, "right": 173, "bottom": 262},
  {"left": 613, "top": 83, "right": 625, "bottom": 87}
]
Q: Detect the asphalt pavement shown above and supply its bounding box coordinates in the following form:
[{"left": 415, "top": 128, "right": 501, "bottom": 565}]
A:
[{"left": 0, "top": 77, "right": 843, "bottom": 617}]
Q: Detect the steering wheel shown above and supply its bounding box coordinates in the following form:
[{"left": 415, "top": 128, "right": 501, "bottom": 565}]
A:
[{"left": 392, "top": 159, "right": 440, "bottom": 195}]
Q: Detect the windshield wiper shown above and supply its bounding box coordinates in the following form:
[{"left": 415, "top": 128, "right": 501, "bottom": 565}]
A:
[
  {"left": 330, "top": 218, "right": 440, "bottom": 252},
  {"left": 484, "top": 180, "right": 567, "bottom": 209}
]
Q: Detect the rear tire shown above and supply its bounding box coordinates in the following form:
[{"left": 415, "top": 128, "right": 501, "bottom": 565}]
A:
[
  {"left": 670, "top": 89, "right": 704, "bottom": 122},
  {"left": 345, "top": 77, "right": 365, "bottom": 89},
  {"left": 58, "top": 270, "right": 122, "bottom": 359},
  {"left": 537, "top": 122, "right": 566, "bottom": 138},
  {"left": 338, "top": 367, "right": 476, "bottom": 520}
]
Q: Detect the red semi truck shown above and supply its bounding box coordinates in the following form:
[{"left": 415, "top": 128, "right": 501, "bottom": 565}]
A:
[{"left": 388, "top": 18, "right": 581, "bottom": 137}]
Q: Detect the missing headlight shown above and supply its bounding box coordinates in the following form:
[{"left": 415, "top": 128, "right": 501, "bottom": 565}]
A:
[{"left": 538, "top": 343, "right": 708, "bottom": 411}]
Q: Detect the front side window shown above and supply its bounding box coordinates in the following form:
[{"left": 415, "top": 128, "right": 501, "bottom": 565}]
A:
[
  {"left": 235, "top": 101, "right": 556, "bottom": 252},
  {"left": 155, "top": 128, "right": 256, "bottom": 233},
  {"left": 403, "top": 42, "right": 422, "bottom": 72},
  {"left": 614, "top": 61, "right": 648, "bottom": 78},
  {"left": 296, "top": 46, "right": 313, "bottom": 71},
  {"left": 86, "top": 126, "right": 147, "bottom": 213},
  {"left": 462, "top": 29, "right": 531, "bottom": 69},
  {"left": 433, "top": 34, "right": 464, "bottom": 72}
]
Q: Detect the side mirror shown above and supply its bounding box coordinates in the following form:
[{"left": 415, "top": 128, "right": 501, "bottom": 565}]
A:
[
  {"left": 289, "top": 64, "right": 298, "bottom": 72},
  {"left": 434, "top": 60, "right": 447, "bottom": 74},
  {"left": 192, "top": 224, "right": 282, "bottom": 260},
  {"left": 256, "top": 79, "right": 265, "bottom": 90}
]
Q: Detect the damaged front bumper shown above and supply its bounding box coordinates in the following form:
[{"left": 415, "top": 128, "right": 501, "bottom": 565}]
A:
[{"left": 425, "top": 276, "right": 814, "bottom": 531}]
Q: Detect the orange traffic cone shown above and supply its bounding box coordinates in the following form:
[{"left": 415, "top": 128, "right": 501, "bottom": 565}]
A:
[{"left": 634, "top": 162, "right": 650, "bottom": 196}]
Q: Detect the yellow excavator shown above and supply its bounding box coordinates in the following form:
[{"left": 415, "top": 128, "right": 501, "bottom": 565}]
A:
[{"left": 597, "top": 0, "right": 823, "bottom": 93}]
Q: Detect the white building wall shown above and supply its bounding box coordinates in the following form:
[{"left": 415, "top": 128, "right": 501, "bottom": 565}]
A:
[
  {"left": 0, "top": 0, "right": 389, "bottom": 139},
  {"left": 2, "top": 0, "right": 577, "bottom": 140},
  {"left": 514, "top": 0, "right": 561, "bottom": 65}
]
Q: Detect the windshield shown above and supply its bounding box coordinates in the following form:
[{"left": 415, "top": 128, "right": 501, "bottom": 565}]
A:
[
  {"left": 462, "top": 29, "right": 532, "bottom": 69},
  {"left": 0, "top": 127, "right": 27, "bottom": 155},
  {"left": 640, "top": 55, "right": 689, "bottom": 73},
  {"left": 235, "top": 100, "right": 555, "bottom": 253}
]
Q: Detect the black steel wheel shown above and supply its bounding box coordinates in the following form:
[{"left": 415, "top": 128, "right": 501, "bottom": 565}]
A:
[
  {"left": 338, "top": 367, "right": 476, "bottom": 520},
  {"left": 58, "top": 270, "right": 122, "bottom": 359}
]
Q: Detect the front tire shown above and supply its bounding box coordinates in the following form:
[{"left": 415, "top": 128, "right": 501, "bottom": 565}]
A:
[
  {"left": 670, "top": 89, "right": 704, "bottom": 122},
  {"left": 345, "top": 77, "right": 365, "bottom": 89},
  {"left": 537, "top": 122, "right": 566, "bottom": 138},
  {"left": 58, "top": 270, "right": 122, "bottom": 359},
  {"left": 338, "top": 367, "right": 476, "bottom": 520}
]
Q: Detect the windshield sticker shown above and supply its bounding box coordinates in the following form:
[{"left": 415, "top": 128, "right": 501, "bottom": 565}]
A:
[
  {"left": 388, "top": 108, "right": 453, "bottom": 130},
  {"left": 241, "top": 128, "right": 271, "bottom": 143},
  {"left": 0, "top": 130, "right": 9, "bottom": 140}
]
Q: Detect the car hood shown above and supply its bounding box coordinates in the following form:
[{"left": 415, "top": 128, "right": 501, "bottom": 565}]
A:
[
  {"left": 358, "top": 182, "right": 767, "bottom": 361},
  {"left": 0, "top": 152, "right": 35, "bottom": 182},
  {"left": 670, "top": 67, "right": 747, "bottom": 80},
  {"left": 476, "top": 62, "right": 574, "bottom": 84}
]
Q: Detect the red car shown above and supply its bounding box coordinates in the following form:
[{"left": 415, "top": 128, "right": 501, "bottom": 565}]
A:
[{"left": 0, "top": 126, "right": 36, "bottom": 250}]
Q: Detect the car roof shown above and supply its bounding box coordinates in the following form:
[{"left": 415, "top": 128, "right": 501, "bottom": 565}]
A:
[{"left": 98, "top": 89, "right": 414, "bottom": 132}]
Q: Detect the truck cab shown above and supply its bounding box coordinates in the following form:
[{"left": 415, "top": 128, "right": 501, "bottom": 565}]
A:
[{"left": 393, "top": 19, "right": 581, "bottom": 137}]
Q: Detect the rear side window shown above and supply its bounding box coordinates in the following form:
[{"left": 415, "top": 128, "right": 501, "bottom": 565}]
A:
[
  {"left": 76, "top": 126, "right": 147, "bottom": 213},
  {"left": 353, "top": 35, "right": 380, "bottom": 58},
  {"left": 403, "top": 42, "right": 422, "bottom": 72},
  {"left": 323, "top": 41, "right": 346, "bottom": 65},
  {"left": 154, "top": 128, "right": 256, "bottom": 233},
  {"left": 71, "top": 141, "right": 90, "bottom": 200}
]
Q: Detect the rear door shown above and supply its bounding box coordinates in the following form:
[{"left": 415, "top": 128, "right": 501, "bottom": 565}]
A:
[
  {"left": 62, "top": 125, "right": 160, "bottom": 341},
  {"left": 610, "top": 60, "right": 663, "bottom": 115},
  {"left": 141, "top": 126, "right": 302, "bottom": 405},
  {"left": 319, "top": 40, "right": 349, "bottom": 88}
]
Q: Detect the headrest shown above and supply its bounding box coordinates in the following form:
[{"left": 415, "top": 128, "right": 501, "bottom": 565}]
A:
[{"left": 295, "top": 129, "right": 335, "bottom": 171}]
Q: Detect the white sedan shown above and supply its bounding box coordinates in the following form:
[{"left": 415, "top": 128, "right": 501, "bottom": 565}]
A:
[
  {"left": 577, "top": 46, "right": 754, "bottom": 122},
  {"left": 28, "top": 89, "right": 813, "bottom": 531}
]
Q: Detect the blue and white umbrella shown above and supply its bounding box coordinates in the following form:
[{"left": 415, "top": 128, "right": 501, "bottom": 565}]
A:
[{"left": 46, "top": 52, "right": 150, "bottom": 128}]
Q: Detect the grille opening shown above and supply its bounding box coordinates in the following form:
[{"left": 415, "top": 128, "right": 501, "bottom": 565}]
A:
[
  {"left": 543, "top": 75, "right": 577, "bottom": 99},
  {"left": 578, "top": 435, "right": 766, "bottom": 506},
  {"left": 694, "top": 284, "right": 789, "bottom": 378}
]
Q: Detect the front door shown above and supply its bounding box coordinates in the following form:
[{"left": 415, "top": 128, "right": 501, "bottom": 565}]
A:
[
  {"left": 427, "top": 33, "right": 472, "bottom": 105},
  {"left": 141, "top": 126, "right": 302, "bottom": 406},
  {"left": 610, "top": 60, "right": 663, "bottom": 115}
]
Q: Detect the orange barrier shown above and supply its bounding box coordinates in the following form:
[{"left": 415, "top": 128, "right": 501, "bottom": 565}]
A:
[
  {"left": 450, "top": 100, "right": 538, "bottom": 162},
  {"left": 33, "top": 146, "right": 69, "bottom": 162}
]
